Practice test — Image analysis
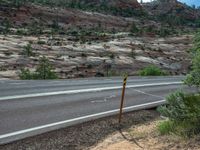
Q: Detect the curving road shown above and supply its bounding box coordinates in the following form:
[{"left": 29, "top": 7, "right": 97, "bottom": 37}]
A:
[{"left": 0, "top": 76, "right": 196, "bottom": 144}]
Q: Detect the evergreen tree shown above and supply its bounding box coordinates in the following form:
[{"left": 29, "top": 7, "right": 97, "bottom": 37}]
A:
[
  {"left": 19, "top": 56, "right": 58, "bottom": 79},
  {"left": 35, "top": 56, "right": 58, "bottom": 79}
]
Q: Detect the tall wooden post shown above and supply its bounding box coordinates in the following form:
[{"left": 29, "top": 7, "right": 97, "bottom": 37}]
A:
[{"left": 119, "top": 75, "right": 128, "bottom": 124}]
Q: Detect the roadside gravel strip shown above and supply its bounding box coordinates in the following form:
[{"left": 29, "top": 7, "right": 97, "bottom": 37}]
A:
[
  {"left": 0, "top": 100, "right": 166, "bottom": 144},
  {"left": 0, "top": 110, "right": 159, "bottom": 150}
]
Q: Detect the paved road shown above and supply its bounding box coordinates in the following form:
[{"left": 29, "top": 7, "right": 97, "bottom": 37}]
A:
[{"left": 0, "top": 76, "right": 196, "bottom": 144}]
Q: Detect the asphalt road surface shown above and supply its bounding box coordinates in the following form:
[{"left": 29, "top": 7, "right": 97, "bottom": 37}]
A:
[{"left": 0, "top": 76, "right": 196, "bottom": 144}]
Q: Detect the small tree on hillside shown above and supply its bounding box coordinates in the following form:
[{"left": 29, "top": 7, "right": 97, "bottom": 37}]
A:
[
  {"left": 22, "top": 43, "right": 34, "bottom": 57},
  {"left": 35, "top": 56, "right": 58, "bottom": 79},
  {"left": 2, "top": 18, "right": 11, "bottom": 34},
  {"left": 19, "top": 56, "right": 58, "bottom": 80},
  {"left": 130, "top": 23, "right": 139, "bottom": 34}
]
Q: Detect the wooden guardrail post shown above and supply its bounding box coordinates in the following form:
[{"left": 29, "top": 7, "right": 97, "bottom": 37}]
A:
[{"left": 119, "top": 74, "right": 128, "bottom": 124}]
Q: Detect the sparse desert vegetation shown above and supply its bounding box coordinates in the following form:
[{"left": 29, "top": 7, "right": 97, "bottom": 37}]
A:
[
  {"left": 0, "top": 0, "right": 198, "bottom": 79},
  {"left": 0, "top": 34, "right": 193, "bottom": 79}
]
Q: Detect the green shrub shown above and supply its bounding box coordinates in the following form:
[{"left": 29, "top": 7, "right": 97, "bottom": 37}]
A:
[
  {"left": 158, "top": 27, "right": 171, "bottom": 37},
  {"left": 19, "top": 56, "right": 58, "bottom": 80},
  {"left": 130, "top": 23, "right": 139, "bottom": 34},
  {"left": 16, "top": 29, "right": 27, "bottom": 35},
  {"left": 109, "top": 53, "right": 115, "bottom": 59},
  {"left": 22, "top": 43, "right": 34, "bottom": 57},
  {"left": 158, "top": 30, "right": 200, "bottom": 137},
  {"left": 0, "top": 66, "right": 7, "bottom": 71},
  {"left": 107, "top": 70, "right": 120, "bottom": 77},
  {"left": 183, "top": 31, "right": 200, "bottom": 137},
  {"left": 1, "top": 18, "right": 11, "bottom": 34},
  {"left": 37, "top": 40, "right": 46, "bottom": 45},
  {"left": 51, "top": 20, "right": 59, "bottom": 29},
  {"left": 130, "top": 49, "right": 136, "bottom": 59},
  {"left": 185, "top": 30, "right": 200, "bottom": 88},
  {"left": 35, "top": 56, "right": 58, "bottom": 79},
  {"left": 158, "top": 120, "right": 175, "bottom": 135},
  {"left": 158, "top": 91, "right": 200, "bottom": 137},
  {"left": 19, "top": 68, "right": 34, "bottom": 80},
  {"left": 139, "top": 65, "right": 167, "bottom": 76}
]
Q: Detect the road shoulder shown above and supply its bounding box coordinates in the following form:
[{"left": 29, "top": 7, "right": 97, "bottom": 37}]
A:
[{"left": 1, "top": 109, "right": 199, "bottom": 150}]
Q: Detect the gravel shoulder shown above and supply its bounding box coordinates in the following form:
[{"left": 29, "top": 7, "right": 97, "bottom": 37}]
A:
[
  {"left": 0, "top": 110, "right": 158, "bottom": 150},
  {"left": 1, "top": 109, "right": 199, "bottom": 150}
]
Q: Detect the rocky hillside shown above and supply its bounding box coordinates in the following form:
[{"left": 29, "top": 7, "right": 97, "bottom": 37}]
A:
[
  {"left": 0, "top": 0, "right": 198, "bottom": 79},
  {"left": 143, "top": 0, "right": 200, "bottom": 26},
  {"left": 0, "top": 33, "right": 193, "bottom": 79},
  {"left": 0, "top": 4, "right": 131, "bottom": 31}
]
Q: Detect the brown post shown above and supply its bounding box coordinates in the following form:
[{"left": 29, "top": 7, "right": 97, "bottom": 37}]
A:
[{"left": 119, "top": 75, "right": 128, "bottom": 124}]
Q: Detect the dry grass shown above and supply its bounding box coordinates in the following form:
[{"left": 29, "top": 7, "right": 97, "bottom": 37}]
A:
[{"left": 91, "top": 119, "right": 200, "bottom": 150}]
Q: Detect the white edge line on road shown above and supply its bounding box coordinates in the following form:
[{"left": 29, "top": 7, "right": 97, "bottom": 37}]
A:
[
  {"left": 0, "top": 100, "right": 166, "bottom": 140},
  {"left": 0, "top": 82, "right": 182, "bottom": 101}
]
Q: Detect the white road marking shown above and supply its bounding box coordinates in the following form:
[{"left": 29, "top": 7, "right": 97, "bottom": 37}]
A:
[
  {"left": 108, "top": 95, "right": 116, "bottom": 99},
  {"left": 9, "top": 82, "right": 26, "bottom": 85},
  {"left": 133, "top": 89, "right": 164, "bottom": 99},
  {"left": 0, "top": 100, "right": 166, "bottom": 141},
  {"left": 0, "top": 82, "right": 182, "bottom": 101},
  {"left": 91, "top": 99, "right": 107, "bottom": 103},
  {"left": 91, "top": 94, "right": 116, "bottom": 103}
]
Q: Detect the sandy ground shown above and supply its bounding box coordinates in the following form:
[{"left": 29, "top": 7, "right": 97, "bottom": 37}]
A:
[{"left": 91, "top": 119, "right": 200, "bottom": 150}]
